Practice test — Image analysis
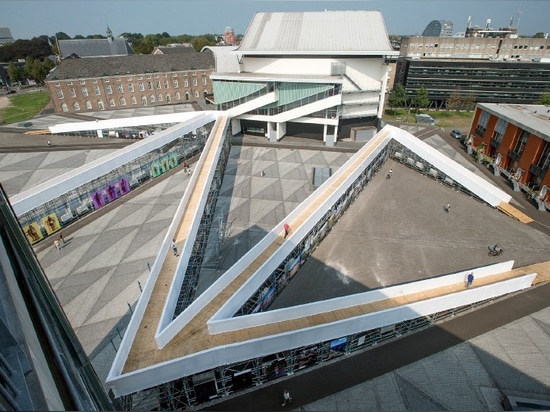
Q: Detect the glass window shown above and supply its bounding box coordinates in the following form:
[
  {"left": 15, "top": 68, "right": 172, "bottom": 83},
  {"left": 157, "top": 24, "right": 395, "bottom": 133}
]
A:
[
  {"left": 61, "top": 103, "right": 68, "bottom": 112},
  {"left": 85, "top": 101, "right": 92, "bottom": 110},
  {"left": 173, "top": 79, "right": 179, "bottom": 88},
  {"left": 98, "top": 100, "right": 105, "bottom": 110},
  {"left": 192, "top": 78, "right": 198, "bottom": 87},
  {"left": 73, "top": 102, "right": 80, "bottom": 111},
  {"left": 194, "top": 90, "right": 199, "bottom": 98},
  {"left": 128, "top": 83, "right": 134, "bottom": 93},
  {"left": 94, "top": 86, "right": 101, "bottom": 95},
  {"left": 141, "top": 96, "right": 147, "bottom": 106},
  {"left": 120, "top": 97, "right": 126, "bottom": 106},
  {"left": 139, "top": 82, "right": 145, "bottom": 92},
  {"left": 164, "top": 80, "right": 169, "bottom": 89},
  {"left": 158, "top": 93, "right": 163, "bottom": 102},
  {"left": 156, "top": 81, "right": 161, "bottom": 89},
  {"left": 131, "top": 96, "right": 137, "bottom": 105},
  {"left": 166, "top": 94, "right": 171, "bottom": 103},
  {"left": 69, "top": 88, "right": 76, "bottom": 98},
  {"left": 147, "top": 81, "right": 153, "bottom": 90},
  {"left": 106, "top": 85, "right": 113, "bottom": 94},
  {"left": 175, "top": 92, "right": 181, "bottom": 100},
  {"left": 184, "top": 79, "right": 189, "bottom": 87},
  {"left": 109, "top": 98, "right": 115, "bottom": 107},
  {"left": 117, "top": 84, "right": 124, "bottom": 93},
  {"left": 82, "top": 87, "right": 89, "bottom": 97},
  {"left": 202, "top": 77, "right": 207, "bottom": 85},
  {"left": 56, "top": 89, "right": 64, "bottom": 99}
]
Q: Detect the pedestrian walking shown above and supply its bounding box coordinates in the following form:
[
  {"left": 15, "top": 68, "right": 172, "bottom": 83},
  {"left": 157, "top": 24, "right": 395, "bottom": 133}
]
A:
[
  {"left": 53, "top": 239, "right": 60, "bottom": 251},
  {"left": 283, "top": 223, "right": 290, "bottom": 239},
  {"left": 282, "top": 389, "right": 292, "bottom": 406},
  {"left": 444, "top": 203, "right": 451, "bottom": 213},
  {"left": 171, "top": 239, "right": 179, "bottom": 256},
  {"left": 59, "top": 232, "right": 65, "bottom": 244},
  {"left": 466, "top": 272, "right": 474, "bottom": 287}
]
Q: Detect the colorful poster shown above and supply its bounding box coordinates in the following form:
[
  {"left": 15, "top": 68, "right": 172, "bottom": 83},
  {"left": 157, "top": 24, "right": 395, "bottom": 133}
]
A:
[
  {"left": 170, "top": 153, "right": 178, "bottom": 169},
  {"left": 91, "top": 190, "right": 105, "bottom": 210},
  {"left": 161, "top": 156, "right": 169, "bottom": 173},
  {"left": 151, "top": 161, "right": 162, "bottom": 178},
  {"left": 23, "top": 222, "right": 43, "bottom": 244},
  {"left": 119, "top": 177, "right": 130, "bottom": 195},
  {"left": 42, "top": 213, "right": 60, "bottom": 235},
  {"left": 105, "top": 183, "right": 118, "bottom": 202}
]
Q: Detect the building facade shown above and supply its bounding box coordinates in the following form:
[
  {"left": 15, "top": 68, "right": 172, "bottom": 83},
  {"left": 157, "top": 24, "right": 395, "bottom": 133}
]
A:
[
  {"left": 211, "top": 11, "right": 398, "bottom": 146},
  {"left": 469, "top": 103, "right": 550, "bottom": 203},
  {"left": 45, "top": 52, "right": 215, "bottom": 114},
  {"left": 394, "top": 36, "right": 550, "bottom": 108}
]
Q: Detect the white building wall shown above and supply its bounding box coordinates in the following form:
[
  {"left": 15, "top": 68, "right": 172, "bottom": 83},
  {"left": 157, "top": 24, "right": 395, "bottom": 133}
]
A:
[{"left": 241, "top": 57, "right": 386, "bottom": 91}]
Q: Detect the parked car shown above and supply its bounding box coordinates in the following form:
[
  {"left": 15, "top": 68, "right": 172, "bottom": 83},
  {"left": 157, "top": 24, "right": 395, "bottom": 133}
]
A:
[
  {"left": 450, "top": 129, "right": 462, "bottom": 139},
  {"left": 6, "top": 89, "right": 16, "bottom": 95}
]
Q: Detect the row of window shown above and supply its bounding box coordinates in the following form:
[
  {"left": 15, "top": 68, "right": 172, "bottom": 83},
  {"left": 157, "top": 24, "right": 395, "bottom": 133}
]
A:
[
  {"left": 56, "top": 78, "right": 207, "bottom": 100},
  {"left": 64, "top": 72, "right": 205, "bottom": 86},
  {"left": 59, "top": 90, "right": 206, "bottom": 112}
]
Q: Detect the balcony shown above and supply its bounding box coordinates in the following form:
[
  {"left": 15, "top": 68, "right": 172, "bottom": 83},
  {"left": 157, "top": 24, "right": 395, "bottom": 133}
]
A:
[
  {"left": 508, "top": 150, "right": 522, "bottom": 162},
  {"left": 529, "top": 163, "right": 548, "bottom": 178}
]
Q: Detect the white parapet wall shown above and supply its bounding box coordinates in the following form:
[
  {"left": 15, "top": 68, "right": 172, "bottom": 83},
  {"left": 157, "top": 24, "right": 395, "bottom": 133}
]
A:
[{"left": 207, "top": 261, "right": 515, "bottom": 334}]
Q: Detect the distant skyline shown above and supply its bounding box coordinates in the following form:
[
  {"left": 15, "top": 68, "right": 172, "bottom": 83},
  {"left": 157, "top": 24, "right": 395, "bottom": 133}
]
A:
[{"left": 3, "top": 0, "right": 550, "bottom": 40}]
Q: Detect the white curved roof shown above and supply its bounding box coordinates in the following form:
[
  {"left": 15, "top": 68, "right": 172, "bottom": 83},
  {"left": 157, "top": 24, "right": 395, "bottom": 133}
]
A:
[{"left": 237, "top": 11, "right": 398, "bottom": 56}]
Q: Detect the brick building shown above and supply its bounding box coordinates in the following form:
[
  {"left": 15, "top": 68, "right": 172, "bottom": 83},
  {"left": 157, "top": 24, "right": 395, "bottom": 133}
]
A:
[
  {"left": 469, "top": 103, "right": 550, "bottom": 203},
  {"left": 45, "top": 51, "right": 215, "bottom": 114}
]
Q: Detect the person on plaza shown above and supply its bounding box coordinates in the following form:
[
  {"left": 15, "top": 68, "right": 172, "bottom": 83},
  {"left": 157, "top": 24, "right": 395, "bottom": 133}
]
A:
[
  {"left": 386, "top": 169, "right": 393, "bottom": 179},
  {"left": 444, "top": 203, "right": 451, "bottom": 213},
  {"left": 493, "top": 244, "right": 501, "bottom": 254},
  {"left": 466, "top": 272, "right": 474, "bottom": 287},
  {"left": 171, "top": 239, "right": 179, "bottom": 256},
  {"left": 282, "top": 389, "right": 292, "bottom": 406},
  {"left": 53, "top": 239, "right": 61, "bottom": 252},
  {"left": 59, "top": 232, "right": 65, "bottom": 244}
]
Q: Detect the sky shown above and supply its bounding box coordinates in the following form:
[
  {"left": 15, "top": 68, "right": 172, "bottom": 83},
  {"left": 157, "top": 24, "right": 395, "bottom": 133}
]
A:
[{"left": 2, "top": 0, "right": 550, "bottom": 40}]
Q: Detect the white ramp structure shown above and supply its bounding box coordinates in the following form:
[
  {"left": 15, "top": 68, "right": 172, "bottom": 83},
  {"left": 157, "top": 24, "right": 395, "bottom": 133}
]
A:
[{"left": 104, "top": 123, "right": 550, "bottom": 403}]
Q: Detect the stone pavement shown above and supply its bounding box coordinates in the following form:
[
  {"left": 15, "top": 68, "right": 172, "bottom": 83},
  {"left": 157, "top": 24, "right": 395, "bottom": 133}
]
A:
[{"left": 0, "top": 109, "right": 549, "bottom": 410}]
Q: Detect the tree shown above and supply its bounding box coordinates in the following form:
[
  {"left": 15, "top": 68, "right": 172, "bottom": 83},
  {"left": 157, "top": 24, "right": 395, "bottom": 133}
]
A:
[
  {"left": 7, "top": 62, "right": 23, "bottom": 85},
  {"left": 191, "top": 36, "right": 216, "bottom": 52},
  {"left": 411, "top": 87, "right": 429, "bottom": 113},
  {"left": 533, "top": 32, "right": 546, "bottom": 38},
  {"left": 55, "top": 32, "right": 71, "bottom": 40},
  {"left": 537, "top": 92, "right": 550, "bottom": 105},
  {"left": 387, "top": 84, "right": 407, "bottom": 115}
]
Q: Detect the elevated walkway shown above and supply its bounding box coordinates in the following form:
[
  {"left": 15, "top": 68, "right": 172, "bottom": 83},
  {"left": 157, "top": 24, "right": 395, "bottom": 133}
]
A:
[{"left": 106, "top": 124, "right": 548, "bottom": 397}]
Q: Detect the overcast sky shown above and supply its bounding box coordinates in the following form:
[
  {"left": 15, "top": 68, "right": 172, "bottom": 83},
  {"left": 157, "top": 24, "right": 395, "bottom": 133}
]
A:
[{"left": 3, "top": 0, "right": 549, "bottom": 40}]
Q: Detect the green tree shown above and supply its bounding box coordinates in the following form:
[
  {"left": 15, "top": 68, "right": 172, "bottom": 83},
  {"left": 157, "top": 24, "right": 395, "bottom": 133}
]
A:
[
  {"left": 191, "top": 36, "right": 216, "bottom": 52},
  {"left": 387, "top": 84, "right": 407, "bottom": 114},
  {"left": 537, "top": 92, "right": 550, "bottom": 105},
  {"left": 55, "top": 31, "right": 71, "bottom": 40},
  {"left": 7, "top": 62, "right": 23, "bottom": 85},
  {"left": 533, "top": 32, "right": 546, "bottom": 38},
  {"left": 411, "top": 87, "right": 429, "bottom": 113}
]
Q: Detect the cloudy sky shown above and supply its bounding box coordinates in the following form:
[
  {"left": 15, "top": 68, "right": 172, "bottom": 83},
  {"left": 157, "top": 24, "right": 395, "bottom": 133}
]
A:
[{"left": 3, "top": 0, "right": 549, "bottom": 40}]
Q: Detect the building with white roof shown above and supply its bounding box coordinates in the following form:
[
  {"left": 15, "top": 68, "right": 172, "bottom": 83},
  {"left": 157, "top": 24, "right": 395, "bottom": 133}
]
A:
[{"left": 211, "top": 10, "right": 398, "bottom": 146}]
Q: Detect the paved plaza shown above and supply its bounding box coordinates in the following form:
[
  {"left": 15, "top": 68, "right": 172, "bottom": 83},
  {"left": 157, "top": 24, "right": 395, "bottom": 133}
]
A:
[{"left": 1, "top": 106, "right": 550, "bottom": 410}]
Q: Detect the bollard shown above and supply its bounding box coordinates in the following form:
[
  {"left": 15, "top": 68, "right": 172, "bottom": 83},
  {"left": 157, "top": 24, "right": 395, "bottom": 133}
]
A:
[
  {"left": 127, "top": 302, "right": 133, "bottom": 314},
  {"left": 116, "top": 327, "right": 122, "bottom": 339},
  {"left": 138, "top": 280, "right": 142, "bottom": 292},
  {"left": 147, "top": 262, "right": 151, "bottom": 272},
  {"left": 110, "top": 339, "right": 117, "bottom": 352}
]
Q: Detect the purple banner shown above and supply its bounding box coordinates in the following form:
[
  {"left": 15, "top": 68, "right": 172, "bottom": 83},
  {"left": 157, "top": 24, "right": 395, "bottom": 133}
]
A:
[{"left": 91, "top": 190, "right": 105, "bottom": 209}]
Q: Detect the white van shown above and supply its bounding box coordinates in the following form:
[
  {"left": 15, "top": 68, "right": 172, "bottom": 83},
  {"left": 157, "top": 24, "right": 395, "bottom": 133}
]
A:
[{"left": 415, "top": 114, "right": 435, "bottom": 126}]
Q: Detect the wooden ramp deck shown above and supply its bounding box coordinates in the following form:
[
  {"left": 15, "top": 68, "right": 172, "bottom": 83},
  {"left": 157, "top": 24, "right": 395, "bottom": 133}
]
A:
[{"left": 498, "top": 201, "right": 534, "bottom": 223}]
